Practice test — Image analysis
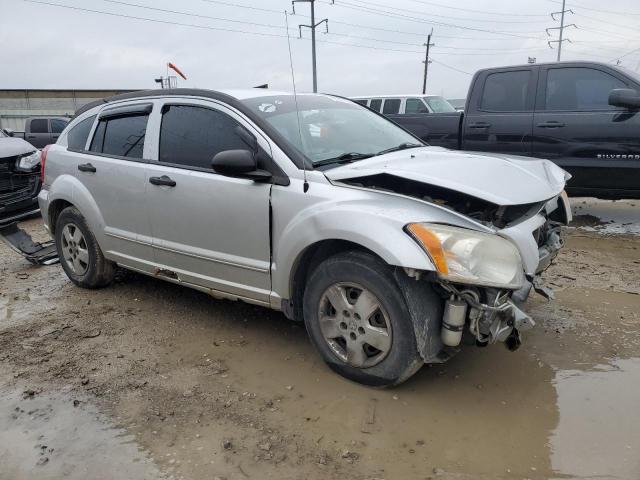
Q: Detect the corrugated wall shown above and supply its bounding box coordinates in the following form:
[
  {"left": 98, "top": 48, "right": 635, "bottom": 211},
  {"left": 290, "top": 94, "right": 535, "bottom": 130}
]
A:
[{"left": 0, "top": 90, "right": 134, "bottom": 131}]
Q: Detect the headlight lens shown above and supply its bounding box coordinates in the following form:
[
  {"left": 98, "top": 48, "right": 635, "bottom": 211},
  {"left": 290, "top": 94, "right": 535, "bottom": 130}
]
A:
[
  {"left": 16, "top": 150, "right": 41, "bottom": 172},
  {"left": 406, "top": 223, "right": 524, "bottom": 289}
]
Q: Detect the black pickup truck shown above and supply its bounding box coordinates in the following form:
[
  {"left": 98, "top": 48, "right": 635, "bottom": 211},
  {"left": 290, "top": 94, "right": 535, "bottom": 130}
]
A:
[{"left": 389, "top": 61, "right": 640, "bottom": 199}]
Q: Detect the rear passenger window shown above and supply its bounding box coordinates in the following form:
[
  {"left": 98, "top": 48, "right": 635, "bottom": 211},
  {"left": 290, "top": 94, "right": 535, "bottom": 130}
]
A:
[
  {"left": 159, "top": 105, "right": 248, "bottom": 169},
  {"left": 353, "top": 99, "right": 368, "bottom": 106},
  {"left": 481, "top": 70, "right": 531, "bottom": 112},
  {"left": 89, "top": 114, "right": 148, "bottom": 159},
  {"left": 369, "top": 99, "right": 382, "bottom": 112},
  {"left": 67, "top": 115, "right": 96, "bottom": 150},
  {"left": 382, "top": 99, "right": 401, "bottom": 114},
  {"left": 30, "top": 119, "right": 49, "bottom": 133},
  {"left": 405, "top": 98, "right": 429, "bottom": 114}
]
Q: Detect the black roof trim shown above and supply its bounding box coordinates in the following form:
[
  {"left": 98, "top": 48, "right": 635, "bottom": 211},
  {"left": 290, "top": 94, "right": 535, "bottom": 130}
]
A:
[{"left": 71, "top": 88, "right": 309, "bottom": 170}]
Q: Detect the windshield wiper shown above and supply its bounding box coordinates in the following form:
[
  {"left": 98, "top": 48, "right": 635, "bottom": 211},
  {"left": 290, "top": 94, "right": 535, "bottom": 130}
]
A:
[
  {"left": 376, "top": 142, "right": 423, "bottom": 156},
  {"left": 313, "top": 152, "right": 375, "bottom": 167}
]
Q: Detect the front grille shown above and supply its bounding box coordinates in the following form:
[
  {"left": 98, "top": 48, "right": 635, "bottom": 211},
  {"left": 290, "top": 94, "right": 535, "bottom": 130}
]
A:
[{"left": 0, "top": 158, "right": 39, "bottom": 205}]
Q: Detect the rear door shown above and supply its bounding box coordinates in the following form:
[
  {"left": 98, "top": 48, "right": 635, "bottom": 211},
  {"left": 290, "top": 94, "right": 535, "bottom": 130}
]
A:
[
  {"left": 462, "top": 68, "right": 536, "bottom": 156},
  {"left": 532, "top": 64, "right": 640, "bottom": 196},
  {"left": 25, "top": 118, "right": 51, "bottom": 149},
  {"left": 144, "top": 100, "right": 272, "bottom": 303},
  {"left": 76, "top": 102, "right": 154, "bottom": 271}
]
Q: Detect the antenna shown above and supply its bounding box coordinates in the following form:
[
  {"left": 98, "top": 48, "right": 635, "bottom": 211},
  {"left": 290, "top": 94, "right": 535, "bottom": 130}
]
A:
[{"left": 285, "top": 10, "right": 309, "bottom": 193}]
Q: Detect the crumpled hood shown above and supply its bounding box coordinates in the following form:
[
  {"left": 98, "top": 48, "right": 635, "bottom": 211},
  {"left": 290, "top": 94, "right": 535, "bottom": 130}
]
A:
[
  {"left": 325, "top": 146, "right": 569, "bottom": 206},
  {"left": 0, "top": 137, "right": 36, "bottom": 158}
]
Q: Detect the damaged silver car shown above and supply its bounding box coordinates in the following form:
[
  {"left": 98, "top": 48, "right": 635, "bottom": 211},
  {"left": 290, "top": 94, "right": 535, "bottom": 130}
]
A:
[{"left": 38, "top": 90, "right": 570, "bottom": 386}]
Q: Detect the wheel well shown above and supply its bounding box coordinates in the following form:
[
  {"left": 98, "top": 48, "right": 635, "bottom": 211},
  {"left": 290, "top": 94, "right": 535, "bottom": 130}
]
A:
[
  {"left": 48, "top": 199, "right": 73, "bottom": 236},
  {"left": 288, "top": 240, "right": 386, "bottom": 322}
]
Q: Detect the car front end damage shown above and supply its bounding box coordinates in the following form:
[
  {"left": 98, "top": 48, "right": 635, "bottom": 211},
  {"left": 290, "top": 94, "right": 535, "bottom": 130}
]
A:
[
  {"left": 325, "top": 147, "right": 571, "bottom": 361},
  {"left": 402, "top": 190, "right": 571, "bottom": 360}
]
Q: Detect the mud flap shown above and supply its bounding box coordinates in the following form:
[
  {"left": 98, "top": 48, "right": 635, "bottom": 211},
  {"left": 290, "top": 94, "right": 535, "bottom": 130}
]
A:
[
  {"left": 0, "top": 222, "right": 58, "bottom": 265},
  {"left": 393, "top": 269, "right": 448, "bottom": 363}
]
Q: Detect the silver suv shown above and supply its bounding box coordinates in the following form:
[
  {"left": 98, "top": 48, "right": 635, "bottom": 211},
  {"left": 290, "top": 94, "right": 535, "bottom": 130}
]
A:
[{"left": 39, "top": 89, "right": 570, "bottom": 387}]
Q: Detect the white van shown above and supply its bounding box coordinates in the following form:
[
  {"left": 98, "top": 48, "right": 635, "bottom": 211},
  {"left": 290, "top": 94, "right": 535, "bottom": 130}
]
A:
[{"left": 350, "top": 95, "right": 456, "bottom": 114}]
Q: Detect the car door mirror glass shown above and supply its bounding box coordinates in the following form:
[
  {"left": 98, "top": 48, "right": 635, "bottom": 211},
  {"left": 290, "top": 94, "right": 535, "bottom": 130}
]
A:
[{"left": 608, "top": 88, "right": 640, "bottom": 109}]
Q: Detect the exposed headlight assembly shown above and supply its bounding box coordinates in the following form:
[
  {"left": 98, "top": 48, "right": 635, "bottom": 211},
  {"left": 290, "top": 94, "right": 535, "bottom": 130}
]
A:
[
  {"left": 406, "top": 223, "right": 524, "bottom": 289},
  {"left": 16, "top": 150, "right": 41, "bottom": 172}
]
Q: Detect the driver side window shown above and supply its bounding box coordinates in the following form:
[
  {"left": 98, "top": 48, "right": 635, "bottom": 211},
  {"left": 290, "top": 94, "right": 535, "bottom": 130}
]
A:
[{"left": 159, "top": 105, "right": 248, "bottom": 169}]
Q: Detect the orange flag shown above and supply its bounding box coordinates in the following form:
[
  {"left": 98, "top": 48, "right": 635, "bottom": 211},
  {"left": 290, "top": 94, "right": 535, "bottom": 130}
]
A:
[{"left": 168, "top": 62, "right": 187, "bottom": 80}]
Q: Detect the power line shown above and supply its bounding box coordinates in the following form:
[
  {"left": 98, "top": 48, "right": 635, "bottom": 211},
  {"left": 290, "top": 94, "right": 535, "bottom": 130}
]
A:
[
  {"left": 430, "top": 58, "right": 472, "bottom": 76},
  {"left": 327, "top": 0, "right": 545, "bottom": 39},
  {"left": 406, "top": 0, "right": 549, "bottom": 18},
  {"left": 547, "top": 0, "right": 640, "bottom": 17},
  {"left": 101, "top": 0, "right": 289, "bottom": 31},
  {"left": 341, "top": 0, "right": 550, "bottom": 24}
]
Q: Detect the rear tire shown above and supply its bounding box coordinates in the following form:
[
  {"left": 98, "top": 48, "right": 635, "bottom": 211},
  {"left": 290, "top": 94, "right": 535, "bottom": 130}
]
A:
[
  {"left": 55, "top": 206, "right": 115, "bottom": 289},
  {"left": 303, "top": 250, "right": 424, "bottom": 387}
]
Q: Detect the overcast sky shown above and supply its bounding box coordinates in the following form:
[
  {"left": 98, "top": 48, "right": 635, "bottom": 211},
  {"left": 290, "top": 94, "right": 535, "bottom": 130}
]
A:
[{"left": 1, "top": 0, "right": 639, "bottom": 98}]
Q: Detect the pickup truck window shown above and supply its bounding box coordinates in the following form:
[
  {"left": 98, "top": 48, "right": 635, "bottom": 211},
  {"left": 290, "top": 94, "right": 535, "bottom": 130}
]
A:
[
  {"left": 369, "top": 99, "right": 382, "bottom": 112},
  {"left": 30, "top": 118, "right": 49, "bottom": 134},
  {"left": 405, "top": 98, "right": 429, "bottom": 114},
  {"left": 159, "top": 105, "right": 247, "bottom": 169},
  {"left": 51, "top": 119, "right": 67, "bottom": 134},
  {"left": 67, "top": 115, "right": 96, "bottom": 151},
  {"left": 382, "top": 99, "right": 401, "bottom": 114},
  {"left": 353, "top": 99, "right": 368, "bottom": 106},
  {"left": 545, "top": 67, "right": 626, "bottom": 111},
  {"left": 90, "top": 113, "right": 148, "bottom": 159},
  {"left": 481, "top": 70, "right": 530, "bottom": 112}
]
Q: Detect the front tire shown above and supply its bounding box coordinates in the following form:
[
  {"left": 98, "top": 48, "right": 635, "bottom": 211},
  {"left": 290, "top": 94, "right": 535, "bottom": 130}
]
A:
[
  {"left": 55, "top": 206, "right": 115, "bottom": 289},
  {"left": 303, "top": 250, "right": 424, "bottom": 387}
]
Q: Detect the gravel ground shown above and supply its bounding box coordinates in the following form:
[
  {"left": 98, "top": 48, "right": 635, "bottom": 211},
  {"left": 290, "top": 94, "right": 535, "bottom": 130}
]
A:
[{"left": 0, "top": 200, "right": 639, "bottom": 480}]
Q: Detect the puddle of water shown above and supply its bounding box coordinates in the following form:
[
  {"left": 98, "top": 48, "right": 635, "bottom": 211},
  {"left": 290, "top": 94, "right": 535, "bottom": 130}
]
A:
[
  {"left": 550, "top": 358, "right": 640, "bottom": 480},
  {"left": 572, "top": 198, "right": 640, "bottom": 236},
  {"left": 0, "top": 386, "right": 165, "bottom": 480}
]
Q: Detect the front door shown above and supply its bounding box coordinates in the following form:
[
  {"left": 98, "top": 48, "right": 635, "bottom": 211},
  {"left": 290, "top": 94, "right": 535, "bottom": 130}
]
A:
[
  {"left": 463, "top": 68, "right": 535, "bottom": 157},
  {"left": 145, "top": 101, "right": 272, "bottom": 303},
  {"left": 532, "top": 65, "right": 640, "bottom": 197}
]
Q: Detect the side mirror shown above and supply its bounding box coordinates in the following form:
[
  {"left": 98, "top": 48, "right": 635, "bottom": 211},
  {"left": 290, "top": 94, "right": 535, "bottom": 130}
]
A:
[
  {"left": 608, "top": 88, "right": 640, "bottom": 109},
  {"left": 211, "top": 149, "right": 272, "bottom": 181},
  {"left": 3, "top": 128, "right": 14, "bottom": 137}
]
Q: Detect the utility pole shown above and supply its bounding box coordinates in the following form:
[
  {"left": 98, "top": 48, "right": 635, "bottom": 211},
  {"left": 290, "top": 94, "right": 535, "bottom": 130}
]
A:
[
  {"left": 292, "top": 0, "right": 328, "bottom": 93},
  {"left": 547, "top": 0, "right": 576, "bottom": 62},
  {"left": 422, "top": 29, "right": 434, "bottom": 94}
]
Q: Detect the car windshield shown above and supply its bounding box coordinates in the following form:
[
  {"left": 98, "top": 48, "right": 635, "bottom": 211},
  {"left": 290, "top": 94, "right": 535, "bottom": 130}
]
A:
[
  {"left": 241, "top": 94, "right": 422, "bottom": 166},
  {"left": 425, "top": 96, "right": 456, "bottom": 113}
]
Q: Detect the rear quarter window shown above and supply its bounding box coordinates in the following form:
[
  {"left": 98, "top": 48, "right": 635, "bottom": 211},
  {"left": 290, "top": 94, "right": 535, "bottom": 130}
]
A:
[
  {"left": 89, "top": 114, "right": 148, "bottom": 159},
  {"left": 67, "top": 115, "right": 96, "bottom": 150}
]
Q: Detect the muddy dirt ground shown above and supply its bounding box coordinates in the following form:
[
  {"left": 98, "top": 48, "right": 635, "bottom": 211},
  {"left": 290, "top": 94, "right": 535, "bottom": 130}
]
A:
[{"left": 1, "top": 199, "right": 639, "bottom": 480}]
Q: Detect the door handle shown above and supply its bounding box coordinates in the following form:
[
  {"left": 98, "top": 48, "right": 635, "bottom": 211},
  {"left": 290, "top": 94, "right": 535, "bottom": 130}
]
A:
[
  {"left": 27, "top": 135, "right": 36, "bottom": 139},
  {"left": 77, "top": 163, "right": 96, "bottom": 173},
  {"left": 536, "top": 121, "right": 565, "bottom": 128},
  {"left": 149, "top": 175, "right": 176, "bottom": 187},
  {"left": 468, "top": 122, "right": 491, "bottom": 129}
]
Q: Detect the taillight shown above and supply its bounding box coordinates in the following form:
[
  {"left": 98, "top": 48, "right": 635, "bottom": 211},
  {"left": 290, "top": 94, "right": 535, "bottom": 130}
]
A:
[{"left": 40, "top": 144, "right": 51, "bottom": 183}]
